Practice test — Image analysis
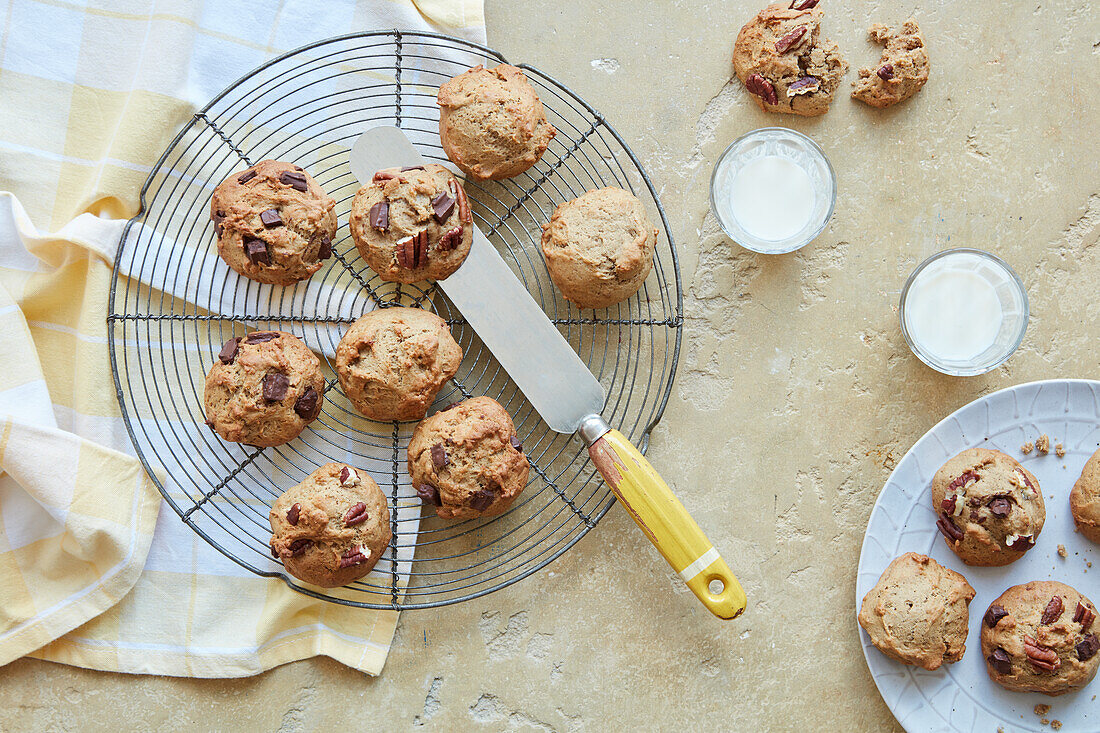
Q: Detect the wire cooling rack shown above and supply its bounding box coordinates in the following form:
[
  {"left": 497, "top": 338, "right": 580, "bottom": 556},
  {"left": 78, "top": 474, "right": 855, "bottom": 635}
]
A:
[{"left": 107, "top": 31, "right": 682, "bottom": 609}]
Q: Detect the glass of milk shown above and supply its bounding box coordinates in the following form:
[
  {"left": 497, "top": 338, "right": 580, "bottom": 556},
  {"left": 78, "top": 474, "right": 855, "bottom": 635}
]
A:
[
  {"left": 710, "top": 127, "right": 836, "bottom": 254},
  {"left": 900, "top": 249, "right": 1029, "bottom": 376}
]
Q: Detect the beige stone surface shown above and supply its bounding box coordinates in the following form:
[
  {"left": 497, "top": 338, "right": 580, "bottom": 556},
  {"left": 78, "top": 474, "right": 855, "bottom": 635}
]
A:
[{"left": 3, "top": 1, "right": 1100, "bottom": 730}]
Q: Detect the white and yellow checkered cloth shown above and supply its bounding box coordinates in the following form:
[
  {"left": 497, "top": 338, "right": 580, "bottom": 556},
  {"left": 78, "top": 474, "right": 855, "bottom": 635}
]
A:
[{"left": 0, "top": 0, "right": 484, "bottom": 677}]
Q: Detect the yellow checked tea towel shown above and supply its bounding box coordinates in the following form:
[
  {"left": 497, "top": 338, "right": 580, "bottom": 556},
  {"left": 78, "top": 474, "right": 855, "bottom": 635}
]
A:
[{"left": 0, "top": 0, "right": 485, "bottom": 677}]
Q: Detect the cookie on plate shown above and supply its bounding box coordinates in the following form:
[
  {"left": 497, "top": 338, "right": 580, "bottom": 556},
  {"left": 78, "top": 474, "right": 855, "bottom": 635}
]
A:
[
  {"left": 269, "top": 462, "right": 391, "bottom": 588},
  {"left": 437, "top": 64, "right": 556, "bottom": 180},
  {"left": 541, "top": 187, "right": 657, "bottom": 309},
  {"left": 335, "top": 307, "right": 462, "bottom": 422},
  {"left": 1071, "top": 447, "right": 1100, "bottom": 543},
  {"left": 349, "top": 164, "right": 473, "bottom": 283},
  {"left": 732, "top": 2, "right": 848, "bottom": 117},
  {"left": 931, "top": 448, "right": 1044, "bottom": 566},
  {"left": 981, "top": 580, "right": 1099, "bottom": 696},
  {"left": 858, "top": 552, "right": 976, "bottom": 670},
  {"left": 210, "top": 160, "right": 337, "bottom": 285},
  {"left": 407, "top": 397, "right": 529, "bottom": 520},
  {"left": 203, "top": 331, "right": 324, "bottom": 447},
  {"left": 851, "top": 19, "right": 929, "bottom": 108}
]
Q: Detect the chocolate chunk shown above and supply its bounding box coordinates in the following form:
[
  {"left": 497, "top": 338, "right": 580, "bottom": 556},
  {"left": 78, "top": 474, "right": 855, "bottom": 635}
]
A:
[
  {"left": 287, "top": 503, "right": 300, "bottom": 526},
  {"left": 787, "top": 76, "right": 819, "bottom": 95},
  {"left": 262, "top": 372, "right": 289, "bottom": 402},
  {"left": 218, "top": 337, "right": 240, "bottom": 364},
  {"left": 293, "top": 165, "right": 303, "bottom": 171},
  {"left": 439, "top": 226, "right": 463, "bottom": 252},
  {"left": 279, "top": 170, "right": 308, "bottom": 191},
  {"left": 1078, "top": 634, "right": 1100, "bottom": 662},
  {"left": 270, "top": 544, "right": 279, "bottom": 559},
  {"left": 237, "top": 169, "right": 256, "bottom": 184},
  {"left": 318, "top": 235, "right": 332, "bottom": 260},
  {"left": 415, "top": 483, "right": 442, "bottom": 506},
  {"left": 212, "top": 210, "right": 225, "bottom": 223},
  {"left": 1041, "top": 596, "right": 1064, "bottom": 625},
  {"left": 431, "top": 191, "right": 455, "bottom": 223},
  {"left": 400, "top": 166, "right": 424, "bottom": 172},
  {"left": 988, "top": 648, "right": 1013, "bottom": 675},
  {"left": 789, "top": 0, "right": 818, "bottom": 8},
  {"left": 968, "top": 496, "right": 982, "bottom": 507},
  {"left": 745, "top": 73, "right": 779, "bottom": 106},
  {"left": 294, "top": 387, "right": 320, "bottom": 420},
  {"left": 510, "top": 435, "right": 523, "bottom": 452},
  {"left": 936, "top": 512, "right": 964, "bottom": 543},
  {"left": 205, "top": 418, "right": 216, "bottom": 431},
  {"left": 245, "top": 331, "right": 279, "bottom": 343},
  {"left": 469, "top": 489, "right": 494, "bottom": 512},
  {"left": 215, "top": 223, "right": 224, "bottom": 237},
  {"left": 260, "top": 208, "right": 283, "bottom": 228},
  {"left": 988, "top": 497, "right": 1011, "bottom": 517},
  {"left": 984, "top": 604, "right": 1008, "bottom": 628},
  {"left": 431, "top": 443, "right": 448, "bottom": 469},
  {"left": 775, "top": 26, "right": 806, "bottom": 53},
  {"left": 877, "top": 64, "right": 895, "bottom": 81},
  {"left": 369, "top": 200, "right": 389, "bottom": 230},
  {"left": 244, "top": 237, "right": 270, "bottom": 265},
  {"left": 343, "top": 502, "right": 368, "bottom": 526}
]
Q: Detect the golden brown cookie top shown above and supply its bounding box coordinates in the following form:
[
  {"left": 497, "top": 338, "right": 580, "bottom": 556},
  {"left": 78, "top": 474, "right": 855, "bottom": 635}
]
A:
[
  {"left": 851, "top": 19, "right": 930, "bottom": 108},
  {"left": 349, "top": 164, "right": 472, "bottom": 283},
  {"left": 540, "top": 187, "right": 657, "bottom": 310},
  {"left": 269, "top": 462, "right": 392, "bottom": 588},
  {"left": 1071, "top": 447, "right": 1100, "bottom": 544},
  {"left": 858, "top": 552, "right": 976, "bottom": 670},
  {"left": 210, "top": 160, "right": 337, "bottom": 285},
  {"left": 335, "top": 307, "right": 462, "bottom": 422},
  {"left": 437, "top": 64, "right": 556, "bottom": 180},
  {"left": 931, "top": 448, "right": 1045, "bottom": 566},
  {"left": 203, "top": 330, "right": 324, "bottom": 448},
  {"left": 732, "top": 2, "right": 848, "bottom": 117},
  {"left": 981, "top": 580, "right": 1099, "bottom": 696},
  {"left": 407, "top": 396, "right": 529, "bottom": 520}
]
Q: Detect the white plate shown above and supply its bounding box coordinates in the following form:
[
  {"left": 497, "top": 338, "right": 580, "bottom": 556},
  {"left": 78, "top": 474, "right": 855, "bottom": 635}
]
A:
[{"left": 858, "top": 379, "right": 1100, "bottom": 733}]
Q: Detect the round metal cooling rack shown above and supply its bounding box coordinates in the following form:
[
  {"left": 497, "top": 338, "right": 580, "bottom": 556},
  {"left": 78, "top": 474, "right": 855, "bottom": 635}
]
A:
[{"left": 107, "top": 30, "right": 682, "bottom": 609}]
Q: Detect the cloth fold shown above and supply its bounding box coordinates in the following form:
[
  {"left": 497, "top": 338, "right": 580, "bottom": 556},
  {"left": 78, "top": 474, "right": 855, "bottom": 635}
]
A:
[{"left": 0, "top": 0, "right": 485, "bottom": 677}]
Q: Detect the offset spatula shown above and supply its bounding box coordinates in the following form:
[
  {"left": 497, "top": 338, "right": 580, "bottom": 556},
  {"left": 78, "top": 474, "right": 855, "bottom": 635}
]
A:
[{"left": 350, "top": 127, "right": 746, "bottom": 619}]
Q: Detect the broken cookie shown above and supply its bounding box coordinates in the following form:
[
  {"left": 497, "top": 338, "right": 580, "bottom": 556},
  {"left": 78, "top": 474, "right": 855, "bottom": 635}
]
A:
[{"left": 851, "top": 19, "right": 929, "bottom": 108}]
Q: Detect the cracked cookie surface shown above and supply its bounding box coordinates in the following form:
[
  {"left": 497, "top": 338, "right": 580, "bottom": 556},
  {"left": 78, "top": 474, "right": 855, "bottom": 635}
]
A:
[
  {"left": 981, "top": 581, "right": 1099, "bottom": 696},
  {"left": 350, "top": 164, "right": 473, "bottom": 283},
  {"left": 851, "top": 19, "right": 929, "bottom": 108},
  {"left": 858, "top": 553, "right": 976, "bottom": 671},
  {"left": 931, "top": 448, "right": 1045, "bottom": 566},
  {"left": 732, "top": 1, "right": 848, "bottom": 117},
  {"left": 210, "top": 160, "right": 337, "bottom": 285},
  {"left": 269, "top": 462, "right": 391, "bottom": 588}
]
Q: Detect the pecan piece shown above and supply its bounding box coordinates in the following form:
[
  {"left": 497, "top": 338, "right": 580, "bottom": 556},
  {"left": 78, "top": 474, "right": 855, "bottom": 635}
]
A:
[
  {"left": 449, "top": 179, "right": 471, "bottom": 224},
  {"left": 338, "top": 544, "right": 370, "bottom": 568},
  {"left": 287, "top": 538, "right": 312, "bottom": 557},
  {"left": 1074, "top": 602, "right": 1096, "bottom": 631},
  {"left": 286, "top": 503, "right": 300, "bottom": 526},
  {"left": 775, "top": 26, "right": 807, "bottom": 53},
  {"left": 343, "top": 502, "right": 368, "bottom": 526},
  {"left": 395, "top": 230, "right": 429, "bottom": 269},
  {"left": 984, "top": 604, "right": 1008, "bottom": 628},
  {"left": 876, "top": 64, "right": 895, "bottom": 81},
  {"left": 373, "top": 170, "right": 398, "bottom": 183},
  {"left": 339, "top": 466, "right": 361, "bottom": 487},
  {"left": 1023, "top": 635, "right": 1061, "bottom": 672},
  {"left": 936, "top": 511, "right": 964, "bottom": 543},
  {"left": 789, "top": 0, "right": 818, "bottom": 8},
  {"left": 940, "top": 495, "right": 957, "bottom": 515},
  {"left": 786, "top": 76, "right": 819, "bottom": 96},
  {"left": 947, "top": 470, "right": 980, "bottom": 493},
  {"left": 1041, "top": 596, "right": 1064, "bottom": 625},
  {"left": 987, "top": 647, "right": 1013, "bottom": 675},
  {"left": 438, "top": 226, "right": 463, "bottom": 252},
  {"left": 415, "top": 483, "right": 442, "bottom": 506},
  {"left": 745, "top": 73, "right": 779, "bottom": 106},
  {"left": 431, "top": 443, "right": 448, "bottom": 469},
  {"left": 1005, "top": 533, "right": 1034, "bottom": 549},
  {"left": 1078, "top": 634, "right": 1100, "bottom": 662}
]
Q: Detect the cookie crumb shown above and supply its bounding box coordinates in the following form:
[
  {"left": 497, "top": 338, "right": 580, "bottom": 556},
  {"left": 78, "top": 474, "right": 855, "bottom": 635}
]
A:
[
  {"left": 1040, "top": 719, "right": 1049, "bottom": 726},
  {"left": 1058, "top": 544, "right": 1067, "bottom": 558},
  {"left": 1035, "top": 704, "right": 1050, "bottom": 716},
  {"left": 1021, "top": 441, "right": 1034, "bottom": 454},
  {"left": 1051, "top": 722, "right": 1062, "bottom": 730},
  {"left": 1036, "top": 434, "right": 1050, "bottom": 454},
  {"left": 1055, "top": 442, "right": 1065, "bottom": 458}
]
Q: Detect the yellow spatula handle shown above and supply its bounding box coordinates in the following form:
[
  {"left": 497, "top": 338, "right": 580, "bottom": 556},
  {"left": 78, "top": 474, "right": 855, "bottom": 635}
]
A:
[{"left": 587, "top": 428, "right": 747, "bottom": 620}]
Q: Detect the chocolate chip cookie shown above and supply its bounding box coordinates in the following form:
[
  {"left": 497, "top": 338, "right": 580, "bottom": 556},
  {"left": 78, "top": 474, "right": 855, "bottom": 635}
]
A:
[
  {"left": 269, "top": 462, "right": 391, "bottom": 588},
  {"left": 349, "top": 164, "right": 473, "bottom": 283},
  {"left": 1071, "top": 447, "right": 1100, "bottom": 544},
  {"left": 437, "top": 64, "right": 556, "bottom": 180},
  {"left": 407, "top": 397, "right": 529, "bottom": 520},
  {"left": 851, "top": 19, "right": 929, "bottom": 108},
  {"left": 541, "top": 187, "right": 657, "bottom": 309},
  {"left": 335, "top": 307, "right": 462, "bottom": 422},
  {"left": 210, "top": 160, "right": 337, "bottom": 285},
  {"left": 732, "top": 1, "right": 848, "bottom": 117},
  {"left": 858, "top": 553, "right": 976, "bottom": 670},
  {"left": 203, "top": 331, "right": 324, "bottom": 447},
  {"left": 931, "top": 448, "right": 1045, "bottom": 566},
  {"left": 981, "top": 581, "right": 1099, "bottom": 696}
]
